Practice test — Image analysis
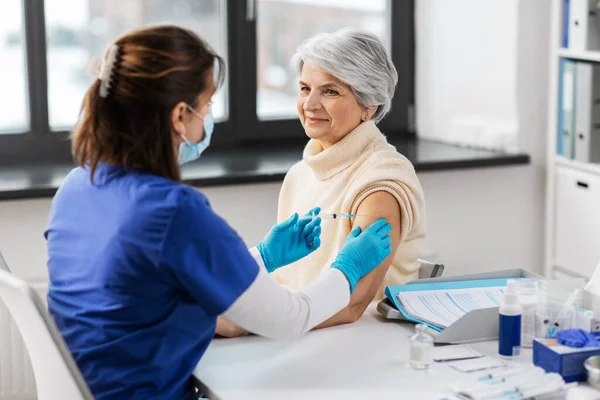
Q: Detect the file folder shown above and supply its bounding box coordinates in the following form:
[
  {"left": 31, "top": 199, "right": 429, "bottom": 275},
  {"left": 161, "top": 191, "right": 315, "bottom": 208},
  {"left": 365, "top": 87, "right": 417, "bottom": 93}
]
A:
[
  {"left": 568, "top": 0, "right": 600, "bottom": 51},
  {"left": 562, "top": 60, "right": 576, "bottom": 158},
  {"left": 563, "top": 0, "right": 570, "bottom": 48},
  {"left": 574, "top": 62, "right": 600, "bottom": 162},
  {"left": 558, "top": 60, "right": 565, "bottom": 156}
]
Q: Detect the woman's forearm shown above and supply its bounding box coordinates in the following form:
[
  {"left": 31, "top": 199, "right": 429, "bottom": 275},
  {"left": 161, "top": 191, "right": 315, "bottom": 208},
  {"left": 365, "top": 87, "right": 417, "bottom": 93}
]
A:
[
  {"left": 314, "top": 270, "right": 380, "bottom": 329},
  {"left": 314, "top": 304, "right": 364, "bottom": 329}
]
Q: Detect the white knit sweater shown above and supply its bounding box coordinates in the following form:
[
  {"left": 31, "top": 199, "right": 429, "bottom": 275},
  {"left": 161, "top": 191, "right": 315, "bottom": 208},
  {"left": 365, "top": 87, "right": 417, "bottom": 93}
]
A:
[{"left": 272, "top": 121, "right": 427, "bottom": 300}]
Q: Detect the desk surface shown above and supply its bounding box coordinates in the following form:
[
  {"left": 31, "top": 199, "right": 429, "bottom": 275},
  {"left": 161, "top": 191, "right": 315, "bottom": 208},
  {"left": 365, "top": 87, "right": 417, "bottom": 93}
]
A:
[{"left": 194, "top": 303, "right": 518, "bottom": 400}]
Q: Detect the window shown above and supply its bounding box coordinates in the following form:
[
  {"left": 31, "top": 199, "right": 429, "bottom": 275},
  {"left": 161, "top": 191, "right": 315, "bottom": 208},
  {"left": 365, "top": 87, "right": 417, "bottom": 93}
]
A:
[
  {"left": 44, "top": 0, "right": 227, "bottom": 130},
  {"left": 0, "top": 0, "right": 413, "bottom": 165},
  {"left": 256, "top": 0, "right": 390, "bottom": 121},
  {"left": 0, "top": 1, "right": 28, "bottom": 133}
]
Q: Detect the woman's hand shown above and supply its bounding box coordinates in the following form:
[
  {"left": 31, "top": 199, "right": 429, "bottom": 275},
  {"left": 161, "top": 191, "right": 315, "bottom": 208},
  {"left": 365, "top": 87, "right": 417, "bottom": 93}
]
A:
[
  {"left": 215, "top": 316, "right": 249, "bottom": 338},
  {"left": 257, "top": 207, "right": 322, "bottom": 273}
]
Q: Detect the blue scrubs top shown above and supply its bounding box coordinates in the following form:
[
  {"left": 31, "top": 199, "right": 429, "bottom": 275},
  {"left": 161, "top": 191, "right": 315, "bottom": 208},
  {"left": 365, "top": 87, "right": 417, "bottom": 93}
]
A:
[{"left": 45, "top": 163, "right": 259, "bottom": 399}]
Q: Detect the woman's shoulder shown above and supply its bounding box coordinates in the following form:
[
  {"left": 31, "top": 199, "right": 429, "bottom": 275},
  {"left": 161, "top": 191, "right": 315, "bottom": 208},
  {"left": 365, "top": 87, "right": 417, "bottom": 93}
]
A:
[
  {"left": 363, "top": 140, "right": 417, "bottom": 175},
  {"left": 344, "top": 140, "right": 424, "bottom": 201}
]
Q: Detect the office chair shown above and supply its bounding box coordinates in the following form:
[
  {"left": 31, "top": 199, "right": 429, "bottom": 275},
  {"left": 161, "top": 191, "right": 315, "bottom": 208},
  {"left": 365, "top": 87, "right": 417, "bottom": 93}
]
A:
[
  {"left": 417, "top": 258, "right": 445, "bottom": 280},
  {"left": 0, "top": 269, "right": 94, "bottom": 400}
]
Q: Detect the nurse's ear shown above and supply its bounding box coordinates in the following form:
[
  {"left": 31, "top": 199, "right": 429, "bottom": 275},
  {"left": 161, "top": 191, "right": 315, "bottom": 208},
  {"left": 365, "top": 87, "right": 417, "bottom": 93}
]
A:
[{"left": 171, "top": 101, "right": 188, "bottom": 138}]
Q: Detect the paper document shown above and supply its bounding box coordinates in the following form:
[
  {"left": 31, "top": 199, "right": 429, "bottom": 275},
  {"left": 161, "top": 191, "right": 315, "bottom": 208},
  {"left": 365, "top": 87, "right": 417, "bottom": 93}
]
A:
[
  {"left": 397, "top": 286, "right": 505, "bottom": 330},
  {"left": 448, "top": 356, "right": 507, "bottom": 373},
  {"left": 433, "top": 344, "right": 483, "bottom": 362}
]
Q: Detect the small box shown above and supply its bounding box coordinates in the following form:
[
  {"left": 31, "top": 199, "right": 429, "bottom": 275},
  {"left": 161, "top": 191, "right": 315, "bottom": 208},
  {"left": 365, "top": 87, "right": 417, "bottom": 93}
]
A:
[{"left": 533, "top": 337, "right": 600, "bottom": 382}]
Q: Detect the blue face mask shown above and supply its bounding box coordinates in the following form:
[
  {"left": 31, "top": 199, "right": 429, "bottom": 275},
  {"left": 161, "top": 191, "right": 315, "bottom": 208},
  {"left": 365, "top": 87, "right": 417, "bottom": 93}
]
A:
[{"left": 178, "top": 103, "right": 215, "bottom": 165}]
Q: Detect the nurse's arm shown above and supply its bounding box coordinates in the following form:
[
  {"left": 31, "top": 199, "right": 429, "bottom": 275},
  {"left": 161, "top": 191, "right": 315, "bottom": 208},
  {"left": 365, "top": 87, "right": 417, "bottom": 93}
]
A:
[
  {"left": 222, "top": 267, "right": 351, "bottom": 340},
  {"left": 315, "top": 191, "right": 401, "bottom": 329},
  {"left": 214, "top": 247, "right": 269, "bottom": 338}
]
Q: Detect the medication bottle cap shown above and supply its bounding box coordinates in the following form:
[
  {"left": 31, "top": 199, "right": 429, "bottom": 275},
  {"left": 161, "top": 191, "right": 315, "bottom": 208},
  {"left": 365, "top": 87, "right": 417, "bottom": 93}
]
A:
[{"left": 503, "top": 279, "right": 519, "bottom": 305}]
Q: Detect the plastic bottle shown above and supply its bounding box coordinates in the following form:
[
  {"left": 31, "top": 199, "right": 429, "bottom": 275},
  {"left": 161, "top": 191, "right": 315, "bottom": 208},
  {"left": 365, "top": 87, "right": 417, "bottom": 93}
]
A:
[
  {"left": 499, "top": 279, "right": 522, "bottom": 357},
  {"left": 409, "top": 324, "right": 434, "bottom": 370},
  {"left": 514, "top": 279, "right": 546, "bottom": 347}
]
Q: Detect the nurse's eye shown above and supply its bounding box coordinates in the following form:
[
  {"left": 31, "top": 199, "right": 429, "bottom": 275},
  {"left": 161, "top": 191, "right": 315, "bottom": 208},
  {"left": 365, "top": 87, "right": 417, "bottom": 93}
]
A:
[
  {"left": 324, "top": 89, "right": 339, "bottom": 95},
  {"left": 300, "top": 86, "right": 310, "bottom": 93}
]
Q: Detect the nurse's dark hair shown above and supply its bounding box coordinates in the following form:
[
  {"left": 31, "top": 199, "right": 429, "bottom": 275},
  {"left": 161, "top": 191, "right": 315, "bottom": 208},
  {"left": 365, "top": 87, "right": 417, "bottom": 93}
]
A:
[{"left": 72, "top": 25, "right": 225, "bottom": 182}]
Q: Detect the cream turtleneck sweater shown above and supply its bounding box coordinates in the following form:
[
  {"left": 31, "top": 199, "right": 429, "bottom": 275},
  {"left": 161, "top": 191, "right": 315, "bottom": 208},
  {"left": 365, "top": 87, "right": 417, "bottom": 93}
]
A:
[{"left": 272, "top": 121, "right": 426, "bottom": 300}]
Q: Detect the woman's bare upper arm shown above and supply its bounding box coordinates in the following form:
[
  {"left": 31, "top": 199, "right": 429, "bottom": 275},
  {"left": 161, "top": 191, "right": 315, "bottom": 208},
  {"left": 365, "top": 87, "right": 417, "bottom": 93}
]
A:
[
  {"left": 353, "top": 190, "right": 402, "bottom": 258},
  {"left": 347, "top": 190, "right": 401, "bottom": 307}
]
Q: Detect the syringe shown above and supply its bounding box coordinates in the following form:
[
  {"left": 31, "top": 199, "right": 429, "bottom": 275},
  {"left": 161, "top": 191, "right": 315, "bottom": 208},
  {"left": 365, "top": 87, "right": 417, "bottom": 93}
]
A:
[{"left": 314, "top": 213, "right": 356, "bottom": 220}]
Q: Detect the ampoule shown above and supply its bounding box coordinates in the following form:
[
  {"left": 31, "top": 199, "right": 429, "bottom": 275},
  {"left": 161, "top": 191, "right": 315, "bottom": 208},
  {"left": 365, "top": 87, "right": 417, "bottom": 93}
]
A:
[{"left": 409, "top": 324, "right": 434, "bottom": 370}]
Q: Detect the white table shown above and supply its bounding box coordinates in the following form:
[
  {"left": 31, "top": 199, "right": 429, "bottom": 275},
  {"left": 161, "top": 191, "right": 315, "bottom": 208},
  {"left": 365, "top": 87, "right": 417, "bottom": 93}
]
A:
[{"left": 193, "top": 302, "right": 524, "bottom": 400}]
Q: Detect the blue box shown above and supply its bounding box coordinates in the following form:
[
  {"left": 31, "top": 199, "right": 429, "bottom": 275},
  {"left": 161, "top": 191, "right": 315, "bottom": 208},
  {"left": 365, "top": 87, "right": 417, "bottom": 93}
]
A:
[{"left": 533, "top": 338, "right": 600, "bottom": 382}]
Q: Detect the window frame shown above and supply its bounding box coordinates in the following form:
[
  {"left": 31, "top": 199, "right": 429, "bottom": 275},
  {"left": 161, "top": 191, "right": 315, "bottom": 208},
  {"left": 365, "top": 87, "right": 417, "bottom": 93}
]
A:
[{"left": 0, "top": 0, "right": 414, "bottom": 166}]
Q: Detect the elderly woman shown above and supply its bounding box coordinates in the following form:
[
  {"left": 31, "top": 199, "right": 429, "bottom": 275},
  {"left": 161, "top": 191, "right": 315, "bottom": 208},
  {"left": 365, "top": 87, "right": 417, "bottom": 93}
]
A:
[{"left": 216, "top": 28, "right": 425, "bottom": 336}]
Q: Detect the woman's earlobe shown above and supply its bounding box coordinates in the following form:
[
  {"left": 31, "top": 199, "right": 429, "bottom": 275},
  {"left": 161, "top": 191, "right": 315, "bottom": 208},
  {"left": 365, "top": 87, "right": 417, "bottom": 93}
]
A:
[
  {"left": 365, "top": 107, "right": 377, "bottom": 121},
  {"left": 174, "top": 122, "right": 186, "bottom": 138}
]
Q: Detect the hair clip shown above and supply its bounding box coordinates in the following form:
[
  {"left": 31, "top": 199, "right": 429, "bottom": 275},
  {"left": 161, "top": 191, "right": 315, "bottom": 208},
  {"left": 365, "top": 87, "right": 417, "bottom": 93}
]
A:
[{"left": 87, "top": 44, "right": 119, "bottom": 98}]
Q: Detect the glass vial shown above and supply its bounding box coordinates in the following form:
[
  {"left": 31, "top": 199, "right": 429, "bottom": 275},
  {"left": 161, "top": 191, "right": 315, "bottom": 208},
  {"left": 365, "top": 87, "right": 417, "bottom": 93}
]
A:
[{"left": 409, "top": 324, "right": 434, "bottom": 370}]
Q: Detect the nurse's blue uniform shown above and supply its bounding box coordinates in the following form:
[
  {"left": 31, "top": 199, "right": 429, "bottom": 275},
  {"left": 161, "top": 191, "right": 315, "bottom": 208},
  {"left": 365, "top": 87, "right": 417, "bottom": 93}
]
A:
[{"left": 45, "top": 163, "right": 259, "bottom": 399}]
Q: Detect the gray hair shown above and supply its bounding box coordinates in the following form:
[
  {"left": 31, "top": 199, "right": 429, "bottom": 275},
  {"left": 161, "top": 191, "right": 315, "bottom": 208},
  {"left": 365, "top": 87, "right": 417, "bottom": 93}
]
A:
[{"left": 291, "top": 28, "right": 398, "bottom": 124}]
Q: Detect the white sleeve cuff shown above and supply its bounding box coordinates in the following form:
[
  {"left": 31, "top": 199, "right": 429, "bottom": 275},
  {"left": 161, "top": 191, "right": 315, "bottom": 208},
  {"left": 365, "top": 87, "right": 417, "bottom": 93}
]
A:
[{"left": 248, "top": 246, "right": 268, "bottom": 272}]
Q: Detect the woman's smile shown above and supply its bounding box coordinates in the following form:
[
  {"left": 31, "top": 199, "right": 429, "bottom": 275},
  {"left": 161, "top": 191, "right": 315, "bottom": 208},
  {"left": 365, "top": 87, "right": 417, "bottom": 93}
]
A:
[{"left": 305, "top": 116, "right": 328, "bottom": 125}]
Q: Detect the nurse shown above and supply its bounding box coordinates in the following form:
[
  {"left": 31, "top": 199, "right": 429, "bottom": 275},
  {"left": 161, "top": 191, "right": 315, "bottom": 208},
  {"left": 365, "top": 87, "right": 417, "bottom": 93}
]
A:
[{"left": 45, "top": 25, "right": 393, "bottom": 400}]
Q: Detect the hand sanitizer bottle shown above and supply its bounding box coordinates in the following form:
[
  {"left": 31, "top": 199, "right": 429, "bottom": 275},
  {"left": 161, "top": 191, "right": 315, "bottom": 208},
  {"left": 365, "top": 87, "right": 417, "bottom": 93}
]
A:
[
  {"left": 499, "top": 279, "right": 522, "bottom": 357},
  {"left": 409, "top": 324, "right": 434, "bottom": 370}
]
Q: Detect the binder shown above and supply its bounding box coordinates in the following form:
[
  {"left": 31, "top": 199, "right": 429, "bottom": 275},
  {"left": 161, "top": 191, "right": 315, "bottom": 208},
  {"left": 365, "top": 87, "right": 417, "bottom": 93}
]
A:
[
  {"left": 562, "top": 60, "right": 576, "bottom": 158},
  {"left": 564, "top": 0, "right": 571, "bottom": 48},
  {"left": 558, "top": 60, "right": 566, "bottom": 156},
  {"left": 568, "top": 0, "right": 600, "bottom": 51},
  {"left": 574, "top": 62, "right": 600, "bottom": 162},
  {"left": 377, "top": 269, "right": 554, "bottom": 344}
]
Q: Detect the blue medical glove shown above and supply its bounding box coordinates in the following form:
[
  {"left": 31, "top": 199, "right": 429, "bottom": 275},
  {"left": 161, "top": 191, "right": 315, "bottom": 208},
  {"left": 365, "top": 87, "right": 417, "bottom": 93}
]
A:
[
  {"left": 331, "top": 219, "right": 393, "bottom": 293},
  {"left": 556, "top": 329, "right": 600, "bottom": 348},
  {"left": 257, "top": 207, "right": 322, "bottom": 273}
]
